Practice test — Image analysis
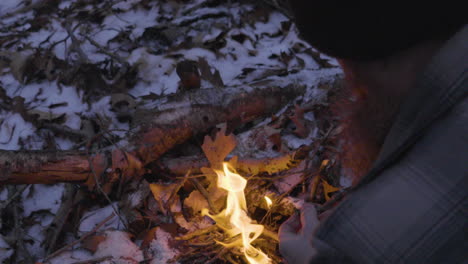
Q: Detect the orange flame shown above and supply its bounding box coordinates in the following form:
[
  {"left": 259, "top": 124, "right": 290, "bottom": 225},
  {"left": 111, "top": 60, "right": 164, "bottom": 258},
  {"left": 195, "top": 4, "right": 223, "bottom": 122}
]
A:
[{"left": 202, "top": 162, "right": 271, "bottom": 264}]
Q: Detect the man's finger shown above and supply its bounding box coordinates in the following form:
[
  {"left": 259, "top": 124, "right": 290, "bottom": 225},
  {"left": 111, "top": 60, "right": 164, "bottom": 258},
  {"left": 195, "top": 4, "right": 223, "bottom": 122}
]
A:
[
  {"left": 279, "top": 211, "right": 300, "bottom": 236},
  {"left": 300, "top": 203, "right": 319, "bottom": 236}
]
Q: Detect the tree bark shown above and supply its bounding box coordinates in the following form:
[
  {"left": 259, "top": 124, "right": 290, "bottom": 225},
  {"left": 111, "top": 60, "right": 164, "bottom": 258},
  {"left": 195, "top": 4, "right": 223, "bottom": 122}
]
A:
[{"left": 0, "top": 84, "right": 305, "bottom": 185}]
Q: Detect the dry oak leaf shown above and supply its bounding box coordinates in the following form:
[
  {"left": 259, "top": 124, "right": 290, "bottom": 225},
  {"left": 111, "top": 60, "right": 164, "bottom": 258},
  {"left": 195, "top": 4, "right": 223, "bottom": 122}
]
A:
[
  {"left": 149, "top": 183, "right": 179, "bottom": 215},
  {"left": 322, "top": 179, "right": 340, "bottom": 201},
  {"left": 183, "top": 168, "right": 227, "bottom": 214},
  {"left": 201, "top": 124, "right": 236, "bottom": 170},
  {"left": 184, "top": 190, "right": 209, "bottom": 214},
  {"left": 232, "top": 152, "right": 293, "bottom": 175},
  {"left": 82, "top": 235, "right": 107, "bottom": 253},
  {"left": 232, "top": 145, "right": 310, "bottom": 175}
]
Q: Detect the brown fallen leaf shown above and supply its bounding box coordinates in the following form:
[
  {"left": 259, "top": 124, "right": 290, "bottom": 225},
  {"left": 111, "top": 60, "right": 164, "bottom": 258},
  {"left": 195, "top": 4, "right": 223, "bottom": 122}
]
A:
[
  {"left": 176, "top": 60, "right": 201, "bottom": 91},
  {"left": 141, "top": 226, "right": 158, "bottom": 250},
  {"left": 198, "top": 57, "right": 224, "bottom": 88},
  {"left": 322, "top": 179, "right": 340, "bottom": 201},
  {"left": 231, "top": 145, "right": 310, "bottom": 175},
  {"left": 82, "top": 235, "right": 106, "bottom": 253},
  {"left": 149, "top": 182, "right": 179, "bottom": 215},
  {"left": 201, "top": 124, "right": 236, "bottom": 170},
  {"left": 289, "top": 104, "right": 310, "bottom": 138}
]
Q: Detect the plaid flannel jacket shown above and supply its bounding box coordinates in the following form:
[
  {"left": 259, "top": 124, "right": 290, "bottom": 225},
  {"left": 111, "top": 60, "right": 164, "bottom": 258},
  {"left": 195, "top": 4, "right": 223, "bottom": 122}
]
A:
[{"left": 311, "top": 25, "right": 468, "bottom": 264}]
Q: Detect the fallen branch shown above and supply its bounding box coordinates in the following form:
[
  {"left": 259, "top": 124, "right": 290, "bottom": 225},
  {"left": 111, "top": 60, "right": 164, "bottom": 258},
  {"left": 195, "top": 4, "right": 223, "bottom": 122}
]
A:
[
  {"left": 132, "top": 85, "right": 304, "bottom": 164},
  {"left": 1, "top": 84, "right": 304, "bottom": 185},
  {"left": 0, "top": 150, "right": 91, "bottom": 184},
  {"left": 160, "top": 145, "right": 310, "bottom": 176}
]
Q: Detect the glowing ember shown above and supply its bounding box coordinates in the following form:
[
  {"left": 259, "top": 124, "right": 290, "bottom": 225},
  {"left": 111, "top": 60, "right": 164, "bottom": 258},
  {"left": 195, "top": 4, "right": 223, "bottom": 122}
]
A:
[
  {"left": 264, "top": 196, "right": 273, "bottom": 209},
  {"left": 202, "top": 162, "right": 271, "bottom": 264}
]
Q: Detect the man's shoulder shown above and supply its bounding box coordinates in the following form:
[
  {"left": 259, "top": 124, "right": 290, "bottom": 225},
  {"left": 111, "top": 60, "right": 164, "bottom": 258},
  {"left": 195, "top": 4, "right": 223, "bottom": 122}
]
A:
[
  {"left": 315, "top": 96, "right": 468, "bottom": 263},
  {"left": 360, "top": 25, "right": 468, "bottom": 186},
  {"left": 313, "top": 26, "right": 468, "bottom": 264}
]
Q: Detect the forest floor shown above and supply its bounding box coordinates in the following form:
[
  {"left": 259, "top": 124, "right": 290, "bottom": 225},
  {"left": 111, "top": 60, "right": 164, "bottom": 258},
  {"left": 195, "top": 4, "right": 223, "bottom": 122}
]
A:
[{"left": 0, "top": 1, "right": 345, "bottom": 263}]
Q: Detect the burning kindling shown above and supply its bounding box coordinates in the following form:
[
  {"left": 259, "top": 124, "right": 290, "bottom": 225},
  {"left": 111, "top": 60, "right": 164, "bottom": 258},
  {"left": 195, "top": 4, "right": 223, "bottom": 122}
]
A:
[
  {"left": 174, "top": 124, "right": 305, "bottom": 264},
  {"left": 202, "top": 162, "right": 271, "bottom": 264},
  {"left": 197, "top": 125, "right": 272, "bottom": 263}
]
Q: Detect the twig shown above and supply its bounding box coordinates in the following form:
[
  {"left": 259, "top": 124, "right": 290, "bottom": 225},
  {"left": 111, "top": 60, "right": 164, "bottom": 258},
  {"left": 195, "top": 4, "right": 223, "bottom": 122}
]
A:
[
  {"left": 176, "top": 226, "right": 217, "bottom": 241},
  {"left": 83, "top": 34, "right": 129, "bottom": 84},
  {"left": 190, "top": 178, "right": 218, "bottom": 214},
  {"left": 206, "top": 247, "right": 228, "bottom": 264},
  {"left": 308, "top": 160, "right": 329, "bottom": 201},
  {"left": 45, "top": 184, "right": 77, "bottom": 256},
  {"left": 70, "top": 256, "right": 112, "bottom": 264},
  {"left": 43, "top": 213, "right": 115, "bottom": 262},
  {"left": 87, "top": 154, "right": 128, "bottom": 230},
  {"left": 63, "top": 20, "right": 89, "bottom": 63},
  {"left": 40, "top": 123, "right": 89, "bottom": 141},
  {"left": 308, "top": 175, "right": 320, "bottom": 201},
  {"left": 85, "top": 132, "right": 128, "bottom": 230},
  {"left": 188, "top": 241, "right": 216, "bottom": 247},
  {"left": 0, "top": 184, "right": 28, "bottom": 211},
  {"left": 165, "top": 170, "right": 190, "bottom": 216},
  {"left": 13, "top": 197, "right": 33, "bottom": 263},
  {"left": 83, "top": 35, "right": 127, "bottom": 66},
  {"left": 262, "top": 228, "right": 279, "bottom": 242},
  {"left": 260, "top": 170, "right": 318, "bottom": 224},
  {"left": 316, "top": 188, "right": 349, "bottom": 214},
  {"left": 225, "top": 253, "right": 242, "bottom": 264}
]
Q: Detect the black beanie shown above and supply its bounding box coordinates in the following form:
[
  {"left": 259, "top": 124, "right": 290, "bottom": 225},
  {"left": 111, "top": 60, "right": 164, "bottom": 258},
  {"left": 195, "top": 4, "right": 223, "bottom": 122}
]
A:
[{"left": 289, "top": 1, "right": 467, "bottom": 60}]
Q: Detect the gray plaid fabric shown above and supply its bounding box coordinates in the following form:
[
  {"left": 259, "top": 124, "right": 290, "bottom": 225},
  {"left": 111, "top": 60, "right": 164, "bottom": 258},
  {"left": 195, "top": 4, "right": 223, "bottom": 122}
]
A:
[{"left": 312, "top": 25, "right": 468, "bottom": 264}]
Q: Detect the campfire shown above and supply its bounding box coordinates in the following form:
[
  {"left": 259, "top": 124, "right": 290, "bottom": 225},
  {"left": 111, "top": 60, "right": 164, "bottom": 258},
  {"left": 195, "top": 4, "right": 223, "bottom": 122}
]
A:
[{"left": 202, "top": 162, "right": 271, "bottom": 264}]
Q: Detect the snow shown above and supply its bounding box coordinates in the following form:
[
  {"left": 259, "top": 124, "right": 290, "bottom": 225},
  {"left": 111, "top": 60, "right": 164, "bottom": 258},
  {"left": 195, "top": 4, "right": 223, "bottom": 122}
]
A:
[
  {"left": 1, "top": 76, "right": 86, "bottom": 128},
  {"left": 94, "top": 231, "right": 144, "bottom": 264},
  {"left": 0, "top": 113, "right": 35, "bottom": 150},
  {"left": 79, "top": 204, "right": 126, "bottom": 235},
  {"left": 26, "top": 19, "right": 69, "bottom": 50},
  {"left": 48, "top": 249, "right": 93, "bottom": 264},
  {"left": 58, "top": 1, "right": 73, "bottom": 10},
  {"left": 147, "top": 228, "right": 180, "bottom": 264},
  {"left": 103, "top": 7, "right": 160, "bottom": 39},
  {"left": 0, "top": 0, "right": 22, "bottom": 16},
  {"left": 339, "top": 173, "right": 353, "bottom": 188},
  {"left": 0, "top": 235, "right": 14, "bottom": 263},
  {"left": 21, "top": 184, "right": 65, "bottom": 217},
  {"left": 92, "top": 29, "right": 120, "bottom": 46},
  {"left": 127, "top": 49, "right": 179, "bottom": 96},
  {"left": 0, "top": 188, "right": 7, "bottom": 201},
  {"left": 25, "top": 223, "right": 47, "bottom": 258},
  {"left": 0, "top": 11, "right": 34, "bottom": 27}
]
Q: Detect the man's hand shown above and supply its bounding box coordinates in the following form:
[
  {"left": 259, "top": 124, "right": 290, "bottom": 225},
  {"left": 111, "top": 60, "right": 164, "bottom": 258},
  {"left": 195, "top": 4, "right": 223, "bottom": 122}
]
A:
[{"left": 278, "top": 203, "right": 320, "bottom": 264}]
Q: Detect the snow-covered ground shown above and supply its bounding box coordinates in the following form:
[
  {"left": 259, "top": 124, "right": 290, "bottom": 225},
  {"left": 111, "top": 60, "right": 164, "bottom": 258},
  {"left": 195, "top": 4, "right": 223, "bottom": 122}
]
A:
[{"left": 0, "top": 0, "right": 342, "bottom": 263}]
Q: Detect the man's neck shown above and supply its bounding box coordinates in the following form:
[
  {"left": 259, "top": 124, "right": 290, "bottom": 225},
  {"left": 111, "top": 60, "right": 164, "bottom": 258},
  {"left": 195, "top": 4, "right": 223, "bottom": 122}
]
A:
[{"left": 334, "top": 40, "right": 445, "bottom": 183}]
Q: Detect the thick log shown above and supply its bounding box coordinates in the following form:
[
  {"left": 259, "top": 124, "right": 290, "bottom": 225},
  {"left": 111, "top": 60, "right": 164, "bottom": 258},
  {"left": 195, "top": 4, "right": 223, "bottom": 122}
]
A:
[
  {"left": 0, "top": 84, "right": 305, "bottom": 185},
  {"left": 131, "top": 85, "right": 305, "bottom": 164},
  {"left": 0, "top": 150, "right": 90, "bottom": 184}
]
